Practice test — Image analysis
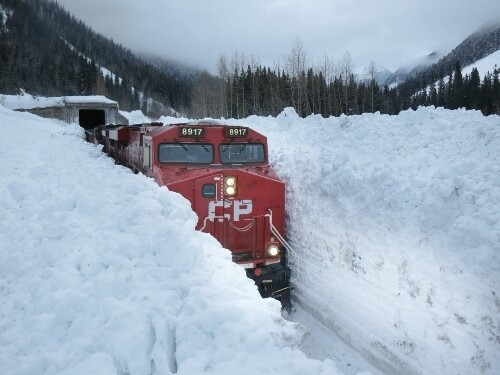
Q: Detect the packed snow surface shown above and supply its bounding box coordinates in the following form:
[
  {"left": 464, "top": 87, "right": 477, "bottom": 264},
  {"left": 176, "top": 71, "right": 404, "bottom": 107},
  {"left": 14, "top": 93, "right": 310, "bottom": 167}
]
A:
[{"left": 0, "top": 105, "right": 340, "bottom": 375}]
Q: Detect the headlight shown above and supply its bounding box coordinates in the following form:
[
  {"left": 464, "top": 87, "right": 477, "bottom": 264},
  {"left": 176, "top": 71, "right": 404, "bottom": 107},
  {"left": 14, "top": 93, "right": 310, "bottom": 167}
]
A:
[
  {"left": 266, "top": 245, "right": 280, "bottom": 257},
  {"left": 224, "top": 176, "right": 237, "bottom": 196}
]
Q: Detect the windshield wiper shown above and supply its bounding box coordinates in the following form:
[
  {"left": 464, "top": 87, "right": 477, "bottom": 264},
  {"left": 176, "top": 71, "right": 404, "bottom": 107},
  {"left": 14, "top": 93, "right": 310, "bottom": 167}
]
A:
[
  {"left": 173, "top": 138, "right": 188, "bottom": 151},
  {"left": 192, "top": 137, "right": 210, "bottom": 152},
  {"left": 221, "top": 138, "right": 236, "bottom": 153}
]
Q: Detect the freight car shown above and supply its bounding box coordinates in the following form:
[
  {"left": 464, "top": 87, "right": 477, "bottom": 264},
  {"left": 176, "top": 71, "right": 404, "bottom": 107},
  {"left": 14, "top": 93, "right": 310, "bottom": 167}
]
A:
[{"left": 87, "top": 121, "right": 292, "bottom": 309}]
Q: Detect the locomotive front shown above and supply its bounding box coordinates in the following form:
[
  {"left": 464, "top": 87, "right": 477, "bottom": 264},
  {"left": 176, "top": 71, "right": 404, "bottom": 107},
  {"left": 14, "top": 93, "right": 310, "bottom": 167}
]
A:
[{"left": 148, "top": 122, "right": 291, "bottom": 308}]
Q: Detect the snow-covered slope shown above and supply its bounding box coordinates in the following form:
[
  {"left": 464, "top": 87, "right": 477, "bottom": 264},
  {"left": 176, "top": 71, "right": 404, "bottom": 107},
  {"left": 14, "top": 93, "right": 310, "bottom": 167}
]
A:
[
  {"left": 461, "top": 49, "right": 500, "bottom": 76},
  {"left": 383, "top": 51, "right": 444, "bottom": 87},
  {"left": 222, "top": 107, "right": 498, "bottom": 375},
  {"left": 427, "top": 49, "right": 500, "bottom": 90},
  {"left": 0, "top": 105, "right": 340, "bottom": 375},
  {"left": 418, "top": 49, "right": 500, "bottom": 96}
]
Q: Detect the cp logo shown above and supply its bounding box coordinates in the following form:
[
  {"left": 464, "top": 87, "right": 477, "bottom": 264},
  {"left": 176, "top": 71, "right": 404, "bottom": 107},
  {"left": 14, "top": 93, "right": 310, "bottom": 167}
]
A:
[{"left": 208, "top": 199, "right": 253, "bottom": 221}]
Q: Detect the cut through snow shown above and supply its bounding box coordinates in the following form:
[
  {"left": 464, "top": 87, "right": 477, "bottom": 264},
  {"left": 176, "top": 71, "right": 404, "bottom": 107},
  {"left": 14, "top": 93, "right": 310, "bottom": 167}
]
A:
[{"left": 1, "top": 101, "right": 499, "bottom": 375}]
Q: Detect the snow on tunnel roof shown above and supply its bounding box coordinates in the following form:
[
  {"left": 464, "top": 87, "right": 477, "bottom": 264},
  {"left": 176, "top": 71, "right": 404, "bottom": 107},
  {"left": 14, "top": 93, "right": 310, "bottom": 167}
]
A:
[{"left": 0, "top": 93, "right": 117, "bottom": 110}]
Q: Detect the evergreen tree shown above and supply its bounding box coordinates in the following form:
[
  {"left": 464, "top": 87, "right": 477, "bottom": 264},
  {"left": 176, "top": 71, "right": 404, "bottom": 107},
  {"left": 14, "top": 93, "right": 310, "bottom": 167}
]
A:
[
  {"left": 492, "top": 69, "right": 500, "bottom": 113},
  {"left": 437, "top": 77, "right": 446, "bottom": 107},
  {"left": 469, "top": 67, "right": 482, "bottom": 110},
  {"left": 451, "top": 61, "right": 464, "bottom": 109},
  {"left": 429, "top": 83, "right": 438, "bottom": 106},
  {"left": 481, "top": 73, "right": 493, "bottom": 115}
]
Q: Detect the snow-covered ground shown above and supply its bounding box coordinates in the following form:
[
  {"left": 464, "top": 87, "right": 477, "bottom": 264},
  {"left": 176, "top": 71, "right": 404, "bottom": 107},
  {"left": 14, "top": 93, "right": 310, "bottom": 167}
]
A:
[
  {"left": 1, "top": 97, "right": 499, "bottom": 375},
  {"left": 291, "top": 304, "right": 386, "bottom": 375}
]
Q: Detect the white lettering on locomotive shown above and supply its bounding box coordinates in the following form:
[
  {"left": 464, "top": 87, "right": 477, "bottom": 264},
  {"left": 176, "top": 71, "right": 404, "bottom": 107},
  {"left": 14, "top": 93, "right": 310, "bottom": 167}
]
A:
[
  {"left": 233, "top": 199, "right": 252, "bottom": 221},
  {"left": 208, "top": 199, "right": 253, "bottom": 221}
]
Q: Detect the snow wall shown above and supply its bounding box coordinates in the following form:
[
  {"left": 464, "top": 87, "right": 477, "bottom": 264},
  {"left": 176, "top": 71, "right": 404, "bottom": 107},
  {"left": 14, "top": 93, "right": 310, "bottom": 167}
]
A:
[{"left": 223, "top": 107, "right": 499, "bottom": 375}]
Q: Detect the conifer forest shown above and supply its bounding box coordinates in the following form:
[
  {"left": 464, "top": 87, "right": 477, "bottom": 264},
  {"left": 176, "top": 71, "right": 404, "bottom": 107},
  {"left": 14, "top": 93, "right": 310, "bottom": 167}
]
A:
[{"left": 1, "top": 0, "right": 499, "bottom": 118}]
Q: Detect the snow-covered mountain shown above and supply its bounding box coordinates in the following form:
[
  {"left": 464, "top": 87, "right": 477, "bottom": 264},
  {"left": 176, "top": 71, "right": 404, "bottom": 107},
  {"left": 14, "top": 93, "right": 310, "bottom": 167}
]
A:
[
  {"left": 383, "top": 50, "right": 444, "bottom": 87},
  {"left": 1, "top": 100, "right": 499, "bottom": 375},
  {"left": 420, "top": 49, "right": 500, "bottom": 96},
  {"left": 443, "top": 22, "right": 500, "bottom": 72},
  {"left": 355, "top": 65, "right": 393, "bottom": 86},
  {"left": 384, "top": 23, "right": 500, "bottom": 89},
  {"left": 0, "top": 0, "right": 192, "bottom": 116}
]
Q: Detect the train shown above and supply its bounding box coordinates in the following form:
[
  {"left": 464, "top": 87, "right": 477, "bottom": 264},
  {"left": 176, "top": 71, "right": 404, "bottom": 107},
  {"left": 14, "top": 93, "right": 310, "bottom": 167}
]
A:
[{"left": 86, "top": 120, "right": 292, "bottom": 310}]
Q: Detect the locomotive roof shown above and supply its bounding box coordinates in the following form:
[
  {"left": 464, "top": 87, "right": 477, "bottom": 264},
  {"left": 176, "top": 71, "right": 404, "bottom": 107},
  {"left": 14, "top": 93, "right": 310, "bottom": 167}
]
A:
[{"left": 136, "top": 122, "right": 266, "bottom": 140}]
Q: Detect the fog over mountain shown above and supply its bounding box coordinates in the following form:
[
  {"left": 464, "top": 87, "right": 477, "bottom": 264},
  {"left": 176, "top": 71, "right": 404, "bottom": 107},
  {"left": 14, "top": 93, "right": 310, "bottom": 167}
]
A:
[{"left": 55, "top": 0, "right": 500, "bottom": 73}]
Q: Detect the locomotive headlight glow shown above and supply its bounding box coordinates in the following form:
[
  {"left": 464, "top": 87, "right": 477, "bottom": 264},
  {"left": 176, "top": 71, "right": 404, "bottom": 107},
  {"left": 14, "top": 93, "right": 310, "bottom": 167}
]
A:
[
  {"left": 266, "top": 245, "right": 280, "bottom": 257},
  {"left": 224, "top": 176, "right": 237, "bottom": 196}
]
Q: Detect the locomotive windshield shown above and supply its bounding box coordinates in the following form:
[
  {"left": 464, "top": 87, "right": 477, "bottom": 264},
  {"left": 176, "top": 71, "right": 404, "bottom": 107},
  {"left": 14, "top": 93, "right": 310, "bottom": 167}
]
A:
[
  {"left": 158, "top": 143, "right": 213, "bottom": 164},
  {"left": 220, "top": 143, "right": 265, "bottom": 164}
]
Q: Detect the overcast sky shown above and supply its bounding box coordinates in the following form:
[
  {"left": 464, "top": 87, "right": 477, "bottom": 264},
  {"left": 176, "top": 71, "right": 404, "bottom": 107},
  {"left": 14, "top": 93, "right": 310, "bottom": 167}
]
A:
[{"left": 55, "top": 0, "right": 500, "bottom": 73}]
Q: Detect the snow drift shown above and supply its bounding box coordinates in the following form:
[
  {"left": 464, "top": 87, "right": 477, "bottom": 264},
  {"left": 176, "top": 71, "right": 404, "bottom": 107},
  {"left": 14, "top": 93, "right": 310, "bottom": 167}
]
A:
[{"left": 0, "top": 105, "right": 340, "bottom": 375}]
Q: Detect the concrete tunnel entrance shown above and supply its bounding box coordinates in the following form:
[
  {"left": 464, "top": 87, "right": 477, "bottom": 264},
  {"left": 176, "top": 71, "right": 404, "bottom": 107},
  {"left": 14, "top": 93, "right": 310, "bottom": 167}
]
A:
[{"left": 79, "top": 109, "right": 106, "bottom": 130}]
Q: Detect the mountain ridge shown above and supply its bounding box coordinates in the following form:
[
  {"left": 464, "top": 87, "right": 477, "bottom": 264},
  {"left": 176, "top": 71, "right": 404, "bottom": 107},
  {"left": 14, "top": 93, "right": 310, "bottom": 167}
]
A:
[
  {"left": 362, "top": 23, "right": 500, "bottom": 89},
  {"left": 389, "top": 23, "right": 500, "bottom": 92}
]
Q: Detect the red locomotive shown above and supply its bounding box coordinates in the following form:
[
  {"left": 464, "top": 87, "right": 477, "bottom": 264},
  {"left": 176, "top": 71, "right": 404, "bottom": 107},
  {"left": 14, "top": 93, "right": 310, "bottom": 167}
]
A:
[{"left": 87, "top": 120, "right": 291, "bottom": 309}]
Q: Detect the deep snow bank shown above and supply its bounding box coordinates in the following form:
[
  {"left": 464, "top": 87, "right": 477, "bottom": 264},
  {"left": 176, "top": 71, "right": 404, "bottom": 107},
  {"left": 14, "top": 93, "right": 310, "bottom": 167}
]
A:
[
  {"left": 227, "top": 107, "right": 499, "bottom": 375},
  {"left": 0, "top": 106, "right": 341, "bottom": 375}
]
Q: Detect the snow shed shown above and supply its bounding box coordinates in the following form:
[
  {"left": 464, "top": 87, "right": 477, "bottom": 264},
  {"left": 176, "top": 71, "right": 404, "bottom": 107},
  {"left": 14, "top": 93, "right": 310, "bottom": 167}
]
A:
[{"left": 14, "top": 96, "right": 128, "bottom": 128}]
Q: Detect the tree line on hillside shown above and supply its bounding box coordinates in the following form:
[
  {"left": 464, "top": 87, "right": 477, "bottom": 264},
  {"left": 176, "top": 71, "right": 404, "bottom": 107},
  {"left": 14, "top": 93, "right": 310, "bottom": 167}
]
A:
[
  {"left": 191, "top": 45, "right": 500, "bottom": 119},
  {"left": 411, "top": 62, "right": 500, "bottom": 114},
  {"left": 0, "top": 0, "right": 192, "bottom": 116}
]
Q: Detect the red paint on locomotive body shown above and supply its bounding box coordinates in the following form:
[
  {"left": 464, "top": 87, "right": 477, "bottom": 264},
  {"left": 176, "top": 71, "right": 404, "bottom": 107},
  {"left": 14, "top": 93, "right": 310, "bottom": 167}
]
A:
[
  {"left": 90, "top": 122, "right": 291, "bottom": 302},
  {"left": 147, "top": 123, "right": 286, "bottom": 269}
]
